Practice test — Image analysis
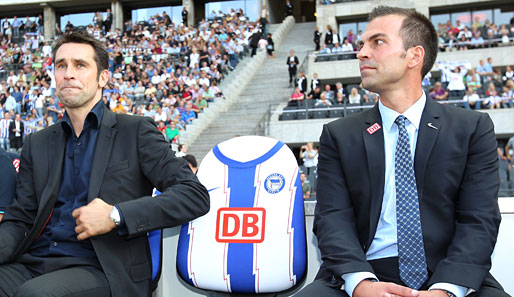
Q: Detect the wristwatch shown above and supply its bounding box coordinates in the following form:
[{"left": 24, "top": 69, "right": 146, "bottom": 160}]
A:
[{"left": 110, "top": 206, "right": 121, "bottom": 227}]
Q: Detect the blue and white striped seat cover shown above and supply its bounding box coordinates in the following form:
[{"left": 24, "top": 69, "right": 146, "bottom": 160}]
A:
[{"left": 177, "top": 136, "right": 307, "bottom": 293}]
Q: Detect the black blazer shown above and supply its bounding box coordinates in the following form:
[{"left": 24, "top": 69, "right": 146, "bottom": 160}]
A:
[
  {"left": 0, "top": 107, "right": 209, "bottom": 297},
  {"left": 313, "top": 98, "right": 501, "bottom": 291}
]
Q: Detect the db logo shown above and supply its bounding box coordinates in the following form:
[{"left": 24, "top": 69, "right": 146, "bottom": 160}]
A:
[{"left": 215, "top": 208, "right": 266, "bottom": 243}]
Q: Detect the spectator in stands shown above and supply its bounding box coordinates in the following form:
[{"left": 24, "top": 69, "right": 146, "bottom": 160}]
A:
[
  {"left": 315, "top": 92, "right": 332, "bottom": 108},
  {"left": 183, "top": 154, "right": 198, "bottom": 174},
  {"left": 446, "top": 32, "right": 457, "bottom": 51},
  {"left": 332, "top": 92, "right": 343, "bottom": 105},
  {"left": 463, "top": 86, "right": 480, "bottom": 110},
  {"left": 341, "top": 37, "right": 353, "bottom": 52},
  {"left": 300, "top": 142, "right": 318, "bottom": 176},
  {"left": 176, "top": 144, "right": 188, "bottom": 157},
  {"left": 332, "top": 43, "right": 342, "bottom": 53},
  {"left": 9, "top": 113, "right": 23, "bottom": 152},
  {"left": 443, "top": 65, "right": 467, "bottom": 98},
  {"left": 104, "top": 8, "right": 113, "bottom": 33},
  {"left": 324, "top": 84, "right": 335, "bottom": 103},
  {"left": 429, "top": 82, "right": 449, "bottom": 101},
  {"left": 457, "top": 34, "right": 469, "bottom": 50},
  {"left": 0, "top": 113, "right": 11, "bottom": 151},
  {"left": 307, "top": 86, "right": 321, "bottom": 100},
  {"left": 348, "top": 87, "right": 361, "bottom": 104},
  {"left": 181, "top": 101, "right": 196, "bottom": 127},
  {"left": 457, "top": 26, "right": 472, "bottom": 39},
  {"left": 166, "top": 120, "right": 180, "bottom": 144},
  {"left": 324, "top": 25, "right": 333, "bottom": 47},
  {"left": 314, "top": 26, "right": 321, "bottom": 51},
  {"left": 297, "top": 71, "right": 307, "bottom": 93},
  {"left": 266, "top": 33, "right": 275, "bottom": 58},
  {"left": 470, "top": 31, "right": 485, "bottom": 49},
  {"left": 12, "top": 16, "right": 21, "bottom": 37},
  {"left": 477, "top": 58, "right": 493, "bottom": 76},
  {"left": 486, "top": 88, "right": 501, "bottom": 109},
  {"left": 284, "top": 0, "right": 293, "bottom": 17},
  {"left": 504, "top": 66, "right": 513, "bottom": 81},
  {"left": 334, "top": 82, "right": 344, "bottom": 96},
  {"left": 319, "top": 44, "right": 331, "bottom": 54},
  {"left": 286, "top": 50, "right": 299, "bottom": 87},
  {"left": 289, "top": 87, "right": 305, "bottom": 106},
  {"left": 311, "top": 72, "right": 320, "bottom": 92},
  {"left": 332, "top": 28, "right": 341, "bottom": 45},
  {"left": 501, "top": 85, "right": 513, "bottom": 108},
  {"left": 363, "top": 91, "right": 379, "bottom": 103},
  {"left": 300, "top": 172, "right": 311, "bottom": 200}
]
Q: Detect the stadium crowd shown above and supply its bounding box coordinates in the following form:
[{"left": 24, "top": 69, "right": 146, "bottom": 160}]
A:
[
  {"left": 313, "top": 15, "right": 514, "bottom": 60},
  {"left": 0, "top": 7, "right": 270, "bottom": 152}
]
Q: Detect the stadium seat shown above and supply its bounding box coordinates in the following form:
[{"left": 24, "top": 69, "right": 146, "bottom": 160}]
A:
[
  {"left": 149, "top": 189, "right": 165, "bottom": 291},
  {"left": 345, "top": 103, "right": 361, "bottom": 116},
  {"left": 279, "top": 112, "right": 296, "bottom": 121},
  {"left": 176, "top": 136, "right": 307, "bottom": 294},
  {"left": 312, "top": 109, "right": 328, "bottom": 119},
  {"left": 297, "top": 110, "right": 312, "bottom": 120}
]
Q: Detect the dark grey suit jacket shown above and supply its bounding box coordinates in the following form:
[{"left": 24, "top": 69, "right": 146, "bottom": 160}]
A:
[
  {"left": 0, "top": 106, "right": 209, "bottom": 297},
  {"left": 313, "top": 98, "right": 501, "bottom": 291}
]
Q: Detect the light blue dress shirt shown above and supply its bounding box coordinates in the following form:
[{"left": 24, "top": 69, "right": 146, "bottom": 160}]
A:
[{"left": 341, "top": 93, "right": 468, "bottom": 297}]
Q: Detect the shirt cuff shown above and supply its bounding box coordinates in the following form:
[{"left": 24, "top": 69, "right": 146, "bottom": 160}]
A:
[
  {"left": 341, "top": 272, "right": 378, "bottom": 297},
  {"left": 429, "top": 282, "right": 473, "bottom": 297},
  {"left": 114, "top": 204, "right": 128, "bottom": 236}
]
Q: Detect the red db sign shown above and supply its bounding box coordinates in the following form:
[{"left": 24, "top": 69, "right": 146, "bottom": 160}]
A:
[{"left": 215, "top": 208, "right": 266, "bottom": 243}]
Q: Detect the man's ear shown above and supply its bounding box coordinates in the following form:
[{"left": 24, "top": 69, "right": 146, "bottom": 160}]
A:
[
  {"left": 98, "top": 69, "right": 109, "bottom": 88},
  {"left": 407, "top": 45, "right": 425, "bottom": 70}
]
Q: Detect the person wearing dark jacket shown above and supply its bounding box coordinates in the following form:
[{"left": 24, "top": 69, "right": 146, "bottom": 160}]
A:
[{"left": 286, "top": 50, "right": 299, "bottom": 87}]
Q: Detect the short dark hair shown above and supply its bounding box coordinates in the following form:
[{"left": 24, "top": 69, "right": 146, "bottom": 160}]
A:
[
  {"left": 368, "top": 6, "right": 438, "bottom": 78},
  {"left": 52, "top": 31, "right": 109, "bottom": 79},
  {"left": 182, "top": 154, "right": 198, "bottom": 168}
]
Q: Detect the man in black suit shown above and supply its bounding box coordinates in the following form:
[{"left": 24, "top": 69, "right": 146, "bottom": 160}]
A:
[
  {"left": 0, "top": 31, "right": 209, "bottom": 297},
  {"left": 8, "top": 113, "right": 24, "bottom": 152},
  {"left": 296, "top": 6, "right": 508, "bottom": 297}
]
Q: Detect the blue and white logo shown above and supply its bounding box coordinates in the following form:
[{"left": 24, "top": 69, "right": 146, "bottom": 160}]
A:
[{"left": 264, "top": 173, "right": 285, "bottom": 194}]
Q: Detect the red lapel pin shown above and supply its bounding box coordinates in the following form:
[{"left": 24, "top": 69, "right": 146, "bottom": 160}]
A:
[{"left": 367, "top": 123, "right": 381, "bottom": 135}]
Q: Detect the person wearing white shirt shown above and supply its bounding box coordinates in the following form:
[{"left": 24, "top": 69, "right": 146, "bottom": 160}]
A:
[
  {"left": 341, "top": 38, "right": 354, "bottom": 52},
  {"left": 296, "top": 6, "right": 506, "bottom": 297}
]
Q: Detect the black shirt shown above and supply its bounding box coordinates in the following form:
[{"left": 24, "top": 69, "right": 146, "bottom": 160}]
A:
[{"left": 30, "top": 100, "right": 104, "bottom": 258}]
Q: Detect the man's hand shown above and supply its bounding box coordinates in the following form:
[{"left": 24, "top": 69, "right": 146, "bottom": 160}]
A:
[
  {"left": 72, "top": 198, "right": 116, "bottom": 240},
  {"left": 353, "top": 280, "right": 419, "bottom": 297},
  {"left": 418, "top": 290, "right": 448, "bottom": 297}
]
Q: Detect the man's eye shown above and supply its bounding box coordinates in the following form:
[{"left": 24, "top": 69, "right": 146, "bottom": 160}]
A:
[{"left": 376, "top": 39, "right": 384, "bottom": 45}]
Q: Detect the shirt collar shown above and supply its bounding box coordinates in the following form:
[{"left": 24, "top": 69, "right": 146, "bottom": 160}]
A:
[
  {"left": 61, "top": 99, "right": 105, "bottom": 136},
  {"left": 378, "top": 91, "right": 426, "bottom": 133}
]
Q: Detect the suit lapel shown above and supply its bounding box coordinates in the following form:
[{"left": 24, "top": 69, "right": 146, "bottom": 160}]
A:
[
  {"left": 39, "top": 126, "right": 66, "bottom": 212},
  {"left": 362, "top": 105, "right": 386, "bottom": 248},
  {"left": 88, "top": 107, "right": 117, "bottom": 202},
  {"left": 414, "top": 98, "right": 441, "bottom": 200}
]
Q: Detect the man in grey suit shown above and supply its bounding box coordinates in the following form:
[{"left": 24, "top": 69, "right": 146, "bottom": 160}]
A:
[
  {"left": 296, "top": 6, "right": 508, "bottom": 297},
  {"left": 0, "top": 31, "right": 209, "bottom": 297}
]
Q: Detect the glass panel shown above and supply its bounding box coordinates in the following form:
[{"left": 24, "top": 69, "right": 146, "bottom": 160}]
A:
[
  {"left": 205, "top": 0, "right": 259, "bottom": 22},
  {"left": 493, "top": 8, "right": 513, "bottom": 26},
  {"left": 452, "top": 11, "right": 472, "bottom": 29},
  {"left": 60, "top": 12, "right": 95, "bottom": 31},
  {"left": 471, "top": 9, "right": 493, "bottom": 28},
  {"left": 338, "top": 23, "right": 357, "bottom": 41},
  {"left": 430, "top": 13, "right": 450, "bottom": 28}
]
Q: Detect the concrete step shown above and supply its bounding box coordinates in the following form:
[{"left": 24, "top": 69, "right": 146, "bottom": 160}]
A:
[{"left": 189, "top": 21, "right": 316, "bottom": 161}]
